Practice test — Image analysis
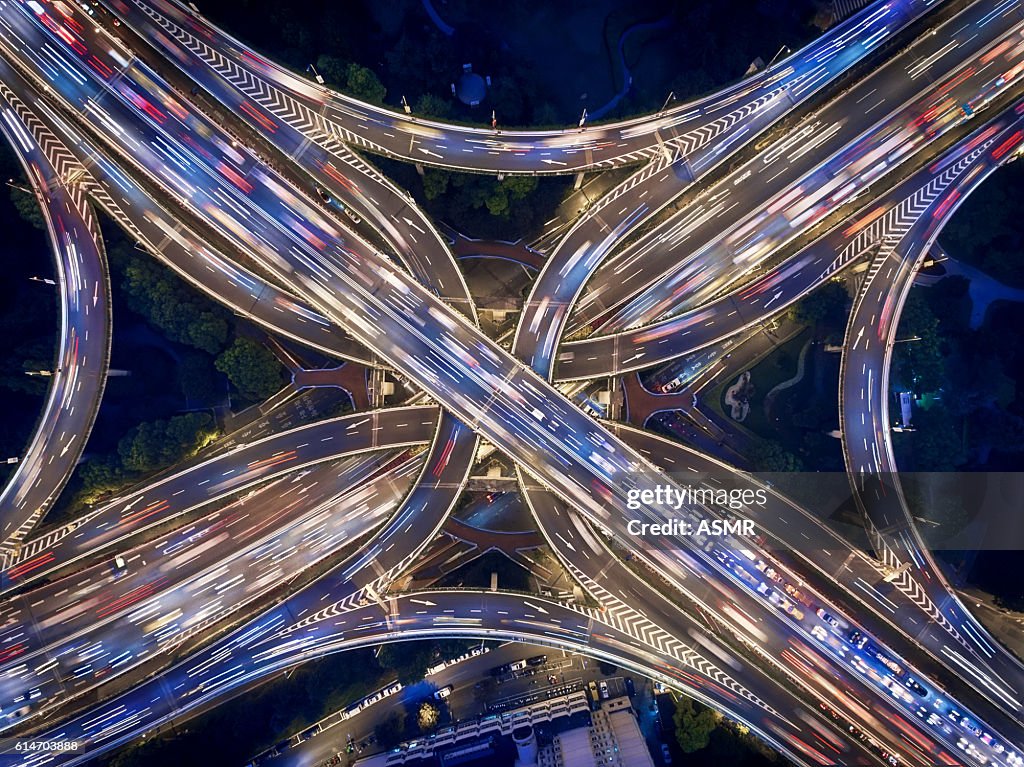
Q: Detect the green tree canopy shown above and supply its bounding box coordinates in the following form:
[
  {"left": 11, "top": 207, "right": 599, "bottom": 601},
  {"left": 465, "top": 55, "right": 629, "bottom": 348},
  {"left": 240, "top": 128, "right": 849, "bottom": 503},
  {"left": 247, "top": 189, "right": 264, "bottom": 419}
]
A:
[
  {"left": 673, "top": 697, "right": 718, "bottom": 753},
  {"left": 790, "top": 280, "right": 848, "bottom": 330},
  {"left": 117, "top": 412, "right": 215, "bottom": 474},
  {"left": 345, "top": 62, "right": 386, "bottom": 104},
  {"left": 119, "top": 256, "right": 230, "bottom": 355},
  {"left": 374, "top": 711, "right": 405, "bottom": 748},
  {"left": 215, "top": 338, "right": 286, "bottom": 402},
  {"left": 414, "top": 93, "right": 453, "bottom": 119},
  {"left": 750, "top": 440, "right": 802, "bottom": 472},
  {"left": 10, "top": 188, "right": 46, "bottom": 230}
]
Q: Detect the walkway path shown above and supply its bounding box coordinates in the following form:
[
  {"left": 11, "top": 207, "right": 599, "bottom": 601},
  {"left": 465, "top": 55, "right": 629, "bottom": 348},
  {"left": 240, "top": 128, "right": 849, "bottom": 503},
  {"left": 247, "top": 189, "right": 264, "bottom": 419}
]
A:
[{"left": 763, "top": 338, "right": 812, "bottom": 417}]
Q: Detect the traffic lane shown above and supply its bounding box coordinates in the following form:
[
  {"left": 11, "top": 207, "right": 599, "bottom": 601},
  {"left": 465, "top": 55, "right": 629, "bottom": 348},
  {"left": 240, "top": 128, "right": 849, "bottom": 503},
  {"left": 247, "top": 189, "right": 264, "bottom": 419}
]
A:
[
  {"left": 84, "top": 0, "right": 475, "bottom": 318},
  {"left": 555, "top": 97, "right": 1024, "bottom": 381},
  {"left": 840, "top": 123, "right": 1024, "bottom": 708},
  {"left": 338, "top": 413, "right": 477, "bottom": 589},
  {"left": 561, "top": 0, "right": 1024, "bottom": 337},
  {"left": 0, "top": 31, "right": 479, "bottom": 700},
  {"left": 12, "top": 4, "right": 1014, "bottom": 760},
  {"left": 1, "top": 407, "right": 438, "bottom": 591},
  {"left": 6, "top": 589, "right": 875, "bottom": 767},
  {"left": 0, "top": 48, "right": 369, "bottom": 367},
  {"left": 510, "top": 0, "right": 947, "bottom": 375},
  {"left": 518, "top": 472, "right": 958, "bottom": 767},
  {"left": 0, "top": 98, "right": 110, "bottom": 548},
  {"left": 110, "top": 0, "right": 923, "bottom": 173},
  {"left": 613, "top": 424, "right": 1024, "bottom": 734},
  {"left": 0, "top": 451, "right": 407, "bottom": 685},
  {"left": 0, "top": 453, "right": 422, "bottom": 733}
]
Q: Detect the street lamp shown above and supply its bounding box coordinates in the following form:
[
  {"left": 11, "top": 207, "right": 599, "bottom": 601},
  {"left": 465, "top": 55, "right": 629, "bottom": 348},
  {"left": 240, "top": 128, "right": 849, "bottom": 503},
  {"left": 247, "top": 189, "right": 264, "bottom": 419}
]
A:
[
  {"left": 578, "top": 108, "right": 588, "bottom": 130},
  {"left": 768, "top": 45, "right": 791, "bottom": 68},
  {"left": 401, "top": 95, "right": 412, "bottom": 114},
  {"left": 29, "top": 276, "right": 56, "bottom": 286},
  {"left": 307, "top": 63, "right": 324, "bottom": 85},
  {"left": 6, "top": 178, "right": 31, "bottom": 194},
  {"left": 4, "top": 457, "right": 18, "bottom": 465}
]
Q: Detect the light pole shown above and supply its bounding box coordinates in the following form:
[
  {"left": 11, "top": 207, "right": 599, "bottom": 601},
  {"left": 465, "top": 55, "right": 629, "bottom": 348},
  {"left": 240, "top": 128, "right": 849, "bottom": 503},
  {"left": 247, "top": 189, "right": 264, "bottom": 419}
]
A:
[
  {"left": 659, "top": 91, "right": 675, "bottom": 114},
  {"left": 6, "top": 178, "right": 31, "bottom": 194},
  {"left": 401, "top": 95, "right": 411, "bottom": 114},
  {"left": 4, "top": 457, "right": 18, "bottom": 465},
  {"left": 578, "top": 108, "right": 588, "bottom": 130},
  {"left": 768, "top": 45, "right": 791, "bottom": 68},
  {"left": 29, "top": 276, "right": 56, "bottom": 286},
  {"left": 307, "top": 63, "right": 324, "bottom": 85}
]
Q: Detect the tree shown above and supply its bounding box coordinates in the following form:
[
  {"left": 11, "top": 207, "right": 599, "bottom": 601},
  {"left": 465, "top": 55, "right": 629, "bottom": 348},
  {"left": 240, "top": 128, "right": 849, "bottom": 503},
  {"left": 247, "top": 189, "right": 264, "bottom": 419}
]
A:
[
  {"left": 374, "top": 711, "right": 405, "bottom": 748},
  {"left": 673, "top": 697, "right": 718, "bottom": 753},
  {"left": 345, "top": 63, "right": 386, "bottom": 104},
  {"left": 925, "top": 276, "right": 972, "bottom": 336},
  {"left": 790, "top": 281, "right": 848, "bottom": 329},
  {"left": 215, "top": 338, "right": 287, "bottom": 402},
  {"left": 178, "top": 351, "right": 221, "bottom": 405},
  {"left": 117, "top": 412, "right": 214, "bottom": 474},
  {"left": 597, "top": 660, "right": 618, "bottom": 676},
  {"left": 895, "top": 291, "right": 944, "bottom": 393},
  {"left": 376, "top": 643, "right": 434, "bottom": 686},
  {"left": 750, "top": 440, "right": 802, "bottom": 472},
  {"left": 315, "top": 54, "right": 348, "bottom": 87},
  {"left": 10, "top": 188, "right": 46, "bottom": 230},
  {"left": 421, "top": 169, "right": 451, "bottom": 201},
  {"left": 414, "top": 93, "right": 453, "bottom": 119},
  {"left": 909, "top": 404, "right": 964, "bottom": 471},
  {"left": 417, "top": 702, "right": 439, "bottom": 732},
  {"left": 119, "top": 256, "right": 231, "bottom": 355},
  {"left": 78, "top": 455, "right": 125, "bottom": 497}
]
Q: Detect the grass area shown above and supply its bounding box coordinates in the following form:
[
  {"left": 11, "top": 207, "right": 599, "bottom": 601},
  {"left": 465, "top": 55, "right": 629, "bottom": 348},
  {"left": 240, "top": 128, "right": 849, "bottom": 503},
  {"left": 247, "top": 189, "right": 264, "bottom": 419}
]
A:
[{"left": 718, "top": 329, "right": 810, "bottom": 439}]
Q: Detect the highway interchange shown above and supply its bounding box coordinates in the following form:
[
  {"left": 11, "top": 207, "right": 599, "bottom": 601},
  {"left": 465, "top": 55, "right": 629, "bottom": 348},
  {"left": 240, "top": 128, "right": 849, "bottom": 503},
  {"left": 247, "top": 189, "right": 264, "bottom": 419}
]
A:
[{"left": 0, "top": 0, "right": 1021, "bottom": 765}]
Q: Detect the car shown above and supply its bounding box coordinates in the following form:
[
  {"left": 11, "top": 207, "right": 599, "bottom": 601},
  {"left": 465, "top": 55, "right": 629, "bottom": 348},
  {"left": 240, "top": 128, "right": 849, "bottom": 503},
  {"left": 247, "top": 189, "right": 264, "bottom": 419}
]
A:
[
  {"left": 433, "top": 685, "right": 453, "bottom": 700},
  {"left": 625, "top": 677, "right": 635, "bottom": 697},
  {"left": 816, "top": 608, "right": 841, "bottom": 629},
  {"left": 112, "top": 555, "right": 128, "bottom": 577},
  {"left": 661, "top": 744, "right": 672, "bottom": 764},
  {"left": 316, "top": 186, "right": 333, "bottom": 204},
  {"left": 811, "top": 625, "right": 829, "bottom": 642},
  {"left": 848, "top": 630, "right": 869, "bottom": 649},
  {"left": 904, "top": 677, "right": 928, "bottom": 697},
  {"left": 299, "top": 727, "right": 318, "bottom": 742},
  {"left": 527, "top": 655, "right": 547, "bottom": 667},
  {"left": 599, "top": 681, "right": 609, "bottom": 699}
]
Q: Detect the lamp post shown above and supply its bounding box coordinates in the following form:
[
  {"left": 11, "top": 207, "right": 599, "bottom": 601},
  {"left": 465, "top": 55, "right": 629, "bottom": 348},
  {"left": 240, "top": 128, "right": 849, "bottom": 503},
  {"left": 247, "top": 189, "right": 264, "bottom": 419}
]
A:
[{"left": 768, "top": 45, "right": 791, "bottom": 68}]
